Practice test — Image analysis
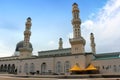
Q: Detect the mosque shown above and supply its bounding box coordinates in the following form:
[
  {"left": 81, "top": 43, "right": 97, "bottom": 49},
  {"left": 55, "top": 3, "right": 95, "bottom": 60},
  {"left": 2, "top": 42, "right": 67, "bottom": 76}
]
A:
[{"left": 0, "top": 3, "right": 120, "bottom": 76}]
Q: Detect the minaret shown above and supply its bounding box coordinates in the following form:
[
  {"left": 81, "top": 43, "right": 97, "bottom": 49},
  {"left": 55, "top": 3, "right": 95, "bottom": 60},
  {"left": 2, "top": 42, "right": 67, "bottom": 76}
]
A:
[
  {"left": 90, "top": 33, "right": 96, "bottom": 54},
  {"left": 23, "top": 17, "right": 32, "bottom": 48},
  {"left": 69, "top": 3, "right": 86, "bottom": 54},
  {"left": 58, "top": 38, "right": 63, "bottom": 49},
  {"left": 19, "top": 17, "right": 33, "bottom": 58}
]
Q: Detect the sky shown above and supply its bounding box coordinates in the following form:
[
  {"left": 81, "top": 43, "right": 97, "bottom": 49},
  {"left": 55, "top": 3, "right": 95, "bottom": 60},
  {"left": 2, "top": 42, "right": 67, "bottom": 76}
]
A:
[{"left": 0, "top": 0, "right": 120, "bottom": 57}]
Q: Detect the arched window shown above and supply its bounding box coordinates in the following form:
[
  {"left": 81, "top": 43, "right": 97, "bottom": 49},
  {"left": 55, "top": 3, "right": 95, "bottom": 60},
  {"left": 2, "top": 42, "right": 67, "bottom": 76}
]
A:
[
  {"left": 113, "top": 65, "right": 117, "bottom": 72},
  {"left": 64, "top": 61, "right": 71, "bottom": 73},
  {"left": 24, "top": 63, "right": 28, "bottom": 74},
  {"left": 4, "top": 64, "right": 7, "bottom": 72},
  {"left": 19, "top": 65, "right": 22, "bottom": 73},
  {"left": 0, "top": 64, "right": 3, "bottom": 72},
  {"left": 8, "top": 64, "right": 11, "bottom": 72},
  {"left": 30, "top": 63, "right": 35, "bottom": 72},
  {"left": 56, "top": 61, "right": 62, "bottom": 74},
  {"left": 41, "top": 63, "right": 47, "bottom": 74},
  {"left": 11, "top": 64, "right": 15, "bottom": 73}
]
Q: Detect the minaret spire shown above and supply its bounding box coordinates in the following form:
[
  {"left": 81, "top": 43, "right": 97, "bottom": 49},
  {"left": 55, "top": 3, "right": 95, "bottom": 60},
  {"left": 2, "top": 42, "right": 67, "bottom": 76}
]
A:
[
  {"left": 58, "top": 38, "right": 63, "bottom": 49},
  {"left": 69, "top": 3, "right": 86, "bottom": 54},
  {"left": 90, "top": 33, "right": 96, "bottom": 54}
]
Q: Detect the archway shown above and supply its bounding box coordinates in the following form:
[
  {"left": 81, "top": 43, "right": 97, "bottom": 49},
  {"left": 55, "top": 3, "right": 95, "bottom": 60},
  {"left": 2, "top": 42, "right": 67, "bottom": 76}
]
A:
[
  {"left": 0, "top": 64, "right": 3, "bottom": 72},
  {"left": 64, "top": 61, "right": 71, "bottom": 73},
  {"left": 8, "top": 64, "right": 11, "bottom": 73},
  {"left": 4, "top": 64, "right": 7, "bottom": 72},
  {"left": 56, "top": 61, "right": 62, "bottom": 74},
  {"left": 41, "top": 63, "right": 47, "bottom": 74},
  {"left": 24, "top": 63, "right": 28, "bottom": 74},
  {"left": 30, "top": 63, "right": 35, "bottom": 75},
  {"left": 11, "top": 64, "right": 15, "bottom": 73}
]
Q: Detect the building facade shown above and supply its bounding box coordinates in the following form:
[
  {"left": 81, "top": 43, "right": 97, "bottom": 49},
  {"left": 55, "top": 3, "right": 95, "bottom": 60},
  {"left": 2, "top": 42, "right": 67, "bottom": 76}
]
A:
[{"left": 0, "top": 3, "right": 120, "bottom": 76}]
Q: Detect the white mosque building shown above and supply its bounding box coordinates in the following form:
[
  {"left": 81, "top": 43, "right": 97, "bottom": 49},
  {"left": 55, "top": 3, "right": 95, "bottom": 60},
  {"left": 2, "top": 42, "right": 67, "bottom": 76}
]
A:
[{"left": 0, "top": 3, "right": 120, "bottom": 76}]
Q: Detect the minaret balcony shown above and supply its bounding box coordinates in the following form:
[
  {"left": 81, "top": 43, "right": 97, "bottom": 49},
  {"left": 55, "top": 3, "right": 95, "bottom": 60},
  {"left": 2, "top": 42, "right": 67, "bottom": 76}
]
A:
[
  {"left": 24, "top": 30, "right": 31, "bottom": 35},
  {"left": 69, "top": 37, "right": 86, "bottom": 45},
  {"left": 19, "top": 47, "right": 33, "bottom": 52},
  {"left": 71, "top": 18, "right": 81, "bottom": 24}
]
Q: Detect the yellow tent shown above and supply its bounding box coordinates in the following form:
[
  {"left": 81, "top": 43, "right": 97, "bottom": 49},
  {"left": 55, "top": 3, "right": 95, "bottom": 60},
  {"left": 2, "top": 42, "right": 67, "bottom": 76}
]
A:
[
  {"left": 70, "top": 64, "right": 83, "bottom": 71},
  {"left": 85, "top": 64, "right": 97, "bottom": 71}
]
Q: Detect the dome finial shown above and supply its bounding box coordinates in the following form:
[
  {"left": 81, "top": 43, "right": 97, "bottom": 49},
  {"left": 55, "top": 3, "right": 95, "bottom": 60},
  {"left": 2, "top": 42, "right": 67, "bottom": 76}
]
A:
[
  {"left": 27, "top": 17, "right": 31, "bottom": 21},
  {"left": 72, "top": 3, "right": 78, "bottom": 6}
]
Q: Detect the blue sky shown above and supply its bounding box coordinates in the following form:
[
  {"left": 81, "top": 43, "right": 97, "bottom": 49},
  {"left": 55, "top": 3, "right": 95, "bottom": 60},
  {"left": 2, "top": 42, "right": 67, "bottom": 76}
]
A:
[{"left": 0, "top": 0, "right": 120, "bottom": 57}]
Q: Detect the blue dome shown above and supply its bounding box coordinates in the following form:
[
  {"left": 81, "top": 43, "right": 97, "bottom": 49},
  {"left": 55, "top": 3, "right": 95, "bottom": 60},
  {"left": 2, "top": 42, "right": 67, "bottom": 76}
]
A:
[{"left": 15, "top": 41, "right": 33, "bottom": 51}]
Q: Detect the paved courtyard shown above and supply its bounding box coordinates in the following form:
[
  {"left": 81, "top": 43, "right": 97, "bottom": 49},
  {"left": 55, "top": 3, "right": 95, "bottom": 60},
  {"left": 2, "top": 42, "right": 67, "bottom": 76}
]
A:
[
  {"left": 0, "top": 75, "right": 56, "bottom": 80},
  {"left": 0, "top": 76, "right": 120, "bottom": 80},
  {"left": 0, "top": 74, "right": 120, "bottom": 80}
]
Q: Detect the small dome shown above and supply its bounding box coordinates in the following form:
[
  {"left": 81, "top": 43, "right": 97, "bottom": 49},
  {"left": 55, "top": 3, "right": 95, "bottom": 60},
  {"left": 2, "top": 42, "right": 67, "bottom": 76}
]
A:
[
  {"left": 15, "top": 41, "right": 33, "bottom": 51},
  {"left": 72, "top": 3, "right": 78, "bottom": 6},
  {"left": 91, "top": 33, "right": 93, "bottom": 35},
  {"left": 27, "top": 17, "right": 32, "bottom": 21},
  {"left": 59, "top": 38, "right": 62, "bottom": 40},
  {"left": 90, "top": 33, "right": 94, "bottom": 36}
]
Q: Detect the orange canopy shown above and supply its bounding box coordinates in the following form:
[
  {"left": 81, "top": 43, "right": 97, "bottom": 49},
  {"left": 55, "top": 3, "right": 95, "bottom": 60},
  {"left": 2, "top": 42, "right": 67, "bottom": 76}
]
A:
[
  {"left": 85, "top": 64, "right": 97, "bottom": 71},
  {"left": 70, "top": 64, "right": 83, "bottom": 71}
]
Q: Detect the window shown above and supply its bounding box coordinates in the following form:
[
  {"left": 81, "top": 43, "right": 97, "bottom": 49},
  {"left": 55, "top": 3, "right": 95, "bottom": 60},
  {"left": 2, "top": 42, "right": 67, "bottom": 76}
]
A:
[
  {"left": 24, "top": 63, "right": 28, "bottom": 73},
  {"left": 56, "top": 61, "right": 62, "bottom": 74},
  {"left": 19, "top": 65, "right": 22, "bottom": 73},
  {"left": 0, "top": 64, "right": 3, "bottom": 71},
  {"left": 102, "top": 66, "right": 104, "bottom": 69},
  {"left": 113, "top": 65, "right": 117, "bottom": 72},
  {"left": 8, "top": 64, "right": 11, "bottom": 72},
  {"left": 75, "top": 47, "right": 78, "bottom": 50},
  {"left": 41, "top": 63, "right": 47, "bottom": 74},
  {"left": 11, "top": 64, "right": 15, "bottom": 73},
  {"left": 75, "top": 55, "right": 78, "bottom": 58},
  {"left": 4, "top": 64, "right": 7, "bottom": 72},
  {"left": 64, "top": 61, "right": 71, "bottom": 73},
  {"left": 30, "top": 63, "right": 35, "bottom": 72}
]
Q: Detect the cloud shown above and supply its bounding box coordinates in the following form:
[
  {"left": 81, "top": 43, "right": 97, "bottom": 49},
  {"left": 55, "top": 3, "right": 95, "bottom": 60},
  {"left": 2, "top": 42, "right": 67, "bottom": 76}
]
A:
[
  {"left": 67, "top": 32, "right": 73, "bottom": 38},
  {"left": 0, "top": 41, "right": 13, "bottom": 57},
  {"left": 0, "top": 26, "right": 22, "bottom": 57},
  {"left": 48, "top": 41, "right": 55, "bottom": 45},
  {"left": 82, "top": 0, "right": 120, "bottom": 53},
  {"left": 81, "top": 20, "right": 94, "bottom": 30}
]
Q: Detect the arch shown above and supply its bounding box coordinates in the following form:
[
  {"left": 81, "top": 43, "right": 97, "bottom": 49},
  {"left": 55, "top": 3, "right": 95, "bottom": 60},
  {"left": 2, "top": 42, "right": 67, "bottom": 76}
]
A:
[
  {"left": 24, "top": 63, "right": 28, "bottom": 74},
  {"left": 4, "top": 64, "right": 7, "bottom": 72},
  {"left": 56, "top": 61, "right": 62, "bottom": 74},
  {"left": 41, "top": 62, "right": 47, "bottom": 74},
  {"left": 113, "top": 65, "right": 117, "bottom": 72},
  {"left": 64, "top": 61, "right": 71, "bottom": 73},
  {"left": 0, "top": 64, "right": 3, "bottom": 72},
  {"left": 11, "top": 64, "right": 15, "bottom": 73},
  {"left": 30, "top": 63, "right": 35, "bottom": 73},
  {"left": 19, "top": 65, "right": 22, "bottom": 73},
  {"left": 8, "top": 64, "right": 11, "bottom": 73}
]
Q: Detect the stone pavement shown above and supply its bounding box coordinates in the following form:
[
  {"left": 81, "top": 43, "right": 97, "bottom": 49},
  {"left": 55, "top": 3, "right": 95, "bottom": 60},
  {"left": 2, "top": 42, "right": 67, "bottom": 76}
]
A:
[{"left": 0, "top": 74, "right": 120, "bottom": 80}]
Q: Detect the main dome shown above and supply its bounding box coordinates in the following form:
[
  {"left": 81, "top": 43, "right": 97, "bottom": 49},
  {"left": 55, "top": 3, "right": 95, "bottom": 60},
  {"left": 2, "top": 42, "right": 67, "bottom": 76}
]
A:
[{"left": 15, "top": 41, "right": 33, "bottom": 51}]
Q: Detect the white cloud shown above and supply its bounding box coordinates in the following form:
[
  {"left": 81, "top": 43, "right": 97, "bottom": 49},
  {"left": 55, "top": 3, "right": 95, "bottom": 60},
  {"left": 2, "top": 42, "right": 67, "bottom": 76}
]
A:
[
  {"left": 81, "top": 20, "right": 94, "bottom": 30},
  {"left": 0, "top": 27, "right": 22, "bottom": 57},
  {"left": 82, "top": 0, "right": 120, "bottom": 53},
  {"left": 48, "top": 40, "right": 55, "bottom": 45},
  {"left": 67, "top": 32, "right": 73, "bottom": 38},
  {"left": 0, "top": 41, "right": 13, "bottom": 57}
]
